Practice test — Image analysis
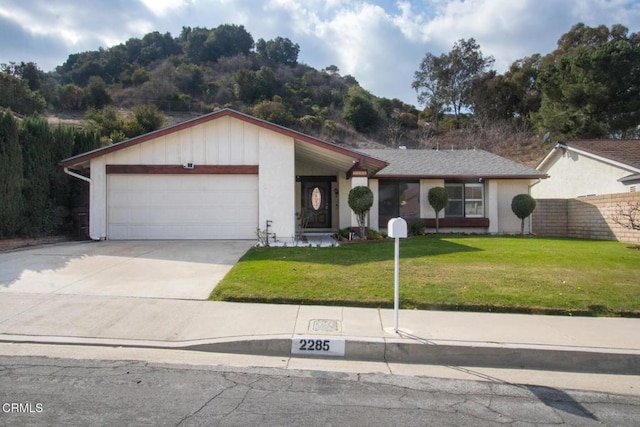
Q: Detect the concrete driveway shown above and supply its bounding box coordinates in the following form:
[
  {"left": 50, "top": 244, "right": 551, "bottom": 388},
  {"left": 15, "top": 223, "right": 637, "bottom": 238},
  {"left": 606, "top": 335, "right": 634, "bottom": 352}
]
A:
[{"left": 0, "top": 240, "right": 253, "bottom": 300}]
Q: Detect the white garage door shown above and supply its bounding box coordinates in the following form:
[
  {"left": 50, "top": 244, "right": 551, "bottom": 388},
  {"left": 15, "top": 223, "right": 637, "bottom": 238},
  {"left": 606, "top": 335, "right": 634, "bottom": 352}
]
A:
[{"left": 107, "top": 175, "right": 258, "bottom": 239}]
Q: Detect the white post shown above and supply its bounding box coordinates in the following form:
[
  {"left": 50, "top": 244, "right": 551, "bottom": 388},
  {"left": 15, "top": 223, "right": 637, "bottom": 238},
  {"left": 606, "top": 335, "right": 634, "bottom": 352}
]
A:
[
  {"left": 387, "top": 217, "right": 407, "bottom": 334},
  {"left": 394, "top": 235, "right": 400, "bottom": 332}
]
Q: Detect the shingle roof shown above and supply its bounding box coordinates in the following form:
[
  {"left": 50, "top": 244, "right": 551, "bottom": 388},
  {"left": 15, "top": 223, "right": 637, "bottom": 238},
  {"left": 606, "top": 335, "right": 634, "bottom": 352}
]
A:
[
  {"left": 358, "top": 149, "right": 547, "bottom": 179},
  {"left": 564, "top": 140, "right": 640, "bottom": 170}
]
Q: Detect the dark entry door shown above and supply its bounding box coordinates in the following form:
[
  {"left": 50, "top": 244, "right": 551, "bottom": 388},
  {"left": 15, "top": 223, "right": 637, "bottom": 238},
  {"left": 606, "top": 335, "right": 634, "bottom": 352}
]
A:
[{"left": 302, "top": 181, "right": 332, "bottom": 228}]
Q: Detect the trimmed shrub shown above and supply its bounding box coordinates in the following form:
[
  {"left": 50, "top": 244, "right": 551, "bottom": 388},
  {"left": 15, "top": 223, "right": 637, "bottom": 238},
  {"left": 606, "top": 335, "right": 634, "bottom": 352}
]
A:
[
  {"left": 511, "top": 194, "right": 536, "bottom": 235},
  {"left": 428, "top": 186, "right": 448, "bottom": 233}
]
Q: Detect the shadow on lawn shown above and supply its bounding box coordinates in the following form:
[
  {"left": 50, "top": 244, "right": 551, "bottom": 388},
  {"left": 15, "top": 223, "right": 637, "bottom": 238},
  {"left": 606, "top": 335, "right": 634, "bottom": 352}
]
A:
[{"left": 247, "top": 235, "right": 483, "bottom": 266}]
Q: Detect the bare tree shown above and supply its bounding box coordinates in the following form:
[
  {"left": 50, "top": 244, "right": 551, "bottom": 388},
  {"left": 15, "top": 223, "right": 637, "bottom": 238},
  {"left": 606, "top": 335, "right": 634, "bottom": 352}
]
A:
[
  {"left": 612, "top": 202, "right": 640, "bottom": 231},
  {"left": 384, "top": 114, "right": 405, "bottom": 148}
]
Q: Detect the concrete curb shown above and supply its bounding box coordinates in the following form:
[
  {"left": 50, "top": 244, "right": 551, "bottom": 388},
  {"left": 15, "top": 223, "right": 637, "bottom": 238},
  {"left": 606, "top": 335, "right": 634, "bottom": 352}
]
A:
[{"left": 2, "top": 334, "right": 639, "bottom": 375}]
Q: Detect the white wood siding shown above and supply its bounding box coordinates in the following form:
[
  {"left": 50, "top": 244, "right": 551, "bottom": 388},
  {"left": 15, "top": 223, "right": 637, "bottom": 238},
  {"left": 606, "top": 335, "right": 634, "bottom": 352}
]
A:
[{"left": 104, "top": 116, "right": 259, "bottom": 166}]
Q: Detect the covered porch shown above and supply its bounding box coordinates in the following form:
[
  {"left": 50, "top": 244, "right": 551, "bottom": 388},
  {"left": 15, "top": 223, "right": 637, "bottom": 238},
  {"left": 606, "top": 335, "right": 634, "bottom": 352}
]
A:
[{"left": 293, "top": 138, "right": 386, "bottom": 237}]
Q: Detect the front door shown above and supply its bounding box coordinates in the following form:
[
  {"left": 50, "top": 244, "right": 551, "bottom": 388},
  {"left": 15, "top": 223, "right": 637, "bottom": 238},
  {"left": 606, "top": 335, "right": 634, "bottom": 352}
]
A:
[{"left": 302, "top": 181, "right": 332, "bottom": 228}]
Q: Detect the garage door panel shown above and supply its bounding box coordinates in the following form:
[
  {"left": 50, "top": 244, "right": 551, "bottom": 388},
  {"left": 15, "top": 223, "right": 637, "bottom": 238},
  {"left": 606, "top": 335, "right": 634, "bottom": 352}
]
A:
[{"left": 108, "top": 175, "right": 258, "bottom": 239}]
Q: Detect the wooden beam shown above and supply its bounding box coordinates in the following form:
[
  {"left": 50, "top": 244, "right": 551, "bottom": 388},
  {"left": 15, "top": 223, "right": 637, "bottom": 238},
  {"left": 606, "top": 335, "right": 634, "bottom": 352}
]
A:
[{"left": 106, "top": 165, "right": 259, "bottom": 174}]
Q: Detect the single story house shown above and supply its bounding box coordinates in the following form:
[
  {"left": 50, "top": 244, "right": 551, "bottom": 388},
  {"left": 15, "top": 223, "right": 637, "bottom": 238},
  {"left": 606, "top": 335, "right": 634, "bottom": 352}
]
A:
[
  {"left": 61, "top": 108, "right": 547, "bottom": 242},
  {"left": 532, "top": 140, "right": 640, "bottom": 199}
]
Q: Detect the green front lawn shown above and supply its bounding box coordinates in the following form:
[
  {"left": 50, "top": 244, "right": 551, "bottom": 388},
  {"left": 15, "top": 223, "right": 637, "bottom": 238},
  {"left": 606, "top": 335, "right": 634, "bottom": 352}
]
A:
[{"left": 209, "top": 236, "right": 640, "bottom": 316}]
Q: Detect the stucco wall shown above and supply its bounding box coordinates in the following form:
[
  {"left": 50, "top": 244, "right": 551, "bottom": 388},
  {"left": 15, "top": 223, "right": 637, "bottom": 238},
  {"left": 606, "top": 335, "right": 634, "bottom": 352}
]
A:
[
  {"left": 338, "top": 175, "right": 352, "bottom": 230},
  {"left": 497, "top": 180, "right": 533, "bottom": 234},
  {"left": 420, "top": 179, "right": 444, "bottom": 219},
  {"left": 89, "top": 157, "right": 107, "bottom": 240},
  {"left": 534, "top": 193, "right": 640, "bottom": 243},
  {"left": 258, "top": 128, "right": 295, "bottom": 242},
  {"left": 533, "top": 149, "right": 634, "bottom": 198}
]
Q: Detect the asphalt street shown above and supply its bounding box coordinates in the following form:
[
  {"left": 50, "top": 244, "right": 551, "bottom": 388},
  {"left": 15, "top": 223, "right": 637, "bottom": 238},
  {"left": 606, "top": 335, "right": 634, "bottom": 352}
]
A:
[{"left": 1, "top": 355, "right": 639, "bottom": 426}]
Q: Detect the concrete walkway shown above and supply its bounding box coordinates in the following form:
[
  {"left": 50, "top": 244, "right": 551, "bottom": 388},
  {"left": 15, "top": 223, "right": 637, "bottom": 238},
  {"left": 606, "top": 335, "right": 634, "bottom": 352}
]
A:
[{"left": 1, "top": 293, "right": 638, "bottom": 375}]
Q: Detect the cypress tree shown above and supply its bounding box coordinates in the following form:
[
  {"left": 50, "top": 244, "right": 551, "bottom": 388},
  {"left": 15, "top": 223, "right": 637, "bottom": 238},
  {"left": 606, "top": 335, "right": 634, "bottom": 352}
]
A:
[
  {"left": 51, "top": 125, "right": 76, "bottom": 209},
  {"left": 0, "top": 110, "right": 25, "bottom": 237},
  {"left": 20, "top": 115, "right": 56, "bottom": 235}
]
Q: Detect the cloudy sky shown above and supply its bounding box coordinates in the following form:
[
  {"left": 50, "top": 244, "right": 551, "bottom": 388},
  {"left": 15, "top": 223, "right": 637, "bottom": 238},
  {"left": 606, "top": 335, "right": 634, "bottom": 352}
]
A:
[{"left": 1, "top": 0, "right": 640, "bottom": 105}]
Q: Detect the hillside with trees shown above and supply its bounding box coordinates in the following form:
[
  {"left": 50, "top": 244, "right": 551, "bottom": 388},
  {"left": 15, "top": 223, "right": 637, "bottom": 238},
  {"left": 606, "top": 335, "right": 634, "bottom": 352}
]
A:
[{"left": 1, "top": 22, "right": 639, "bottom": 239}]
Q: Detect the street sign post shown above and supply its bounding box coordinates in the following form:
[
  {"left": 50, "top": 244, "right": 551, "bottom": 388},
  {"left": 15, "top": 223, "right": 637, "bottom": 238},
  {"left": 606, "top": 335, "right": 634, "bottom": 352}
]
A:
[{"left": 387, "top": 217, "right": 407, "bottom": 333}]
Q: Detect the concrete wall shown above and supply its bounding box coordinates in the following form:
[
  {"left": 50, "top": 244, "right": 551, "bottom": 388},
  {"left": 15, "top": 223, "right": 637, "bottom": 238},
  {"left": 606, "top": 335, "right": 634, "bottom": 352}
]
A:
[
  {"left": 533, "top": 148, "right": 634, "bottom": 198},
  {"left": 533, "top": 193, "right": 640, "bottom": 243},
  {"left": 531, "top": 199, "right": 568, "bottom": 237}
]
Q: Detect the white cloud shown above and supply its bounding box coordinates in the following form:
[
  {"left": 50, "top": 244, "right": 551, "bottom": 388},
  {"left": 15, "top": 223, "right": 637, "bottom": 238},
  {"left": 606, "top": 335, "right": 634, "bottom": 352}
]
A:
[
  {"left": 316, "top": 4, "right": 391, "bottom": 75},
  {"left": 0, "top": 3, "right": 83, "bottom": 44},
  {"left": 137, "top": 0, "right": 189, "bottom": 17}
]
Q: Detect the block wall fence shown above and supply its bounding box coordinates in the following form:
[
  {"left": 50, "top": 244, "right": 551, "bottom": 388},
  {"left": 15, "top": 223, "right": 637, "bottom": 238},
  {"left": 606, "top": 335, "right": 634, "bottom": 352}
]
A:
[{"left": 533, "top": 192, "right": 640, "bottom": 244}]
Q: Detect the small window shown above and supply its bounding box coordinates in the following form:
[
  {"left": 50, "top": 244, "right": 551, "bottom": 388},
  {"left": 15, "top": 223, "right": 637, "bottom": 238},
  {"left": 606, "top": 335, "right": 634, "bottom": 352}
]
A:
[{"left": 445, "top": 182, "right": 484, "bottom": 218}]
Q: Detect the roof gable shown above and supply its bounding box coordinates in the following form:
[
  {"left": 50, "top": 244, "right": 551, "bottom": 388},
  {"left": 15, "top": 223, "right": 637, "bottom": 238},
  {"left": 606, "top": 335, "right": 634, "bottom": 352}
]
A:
[
  {"left": 565, "top": 140, "right": 640, "bottom": 170},
  {"left": 538, "top": 139, "right": 640, "bottom": 173},
  {"left": 359, "top": 149, "right": 547, "bottom": 179},
  {"left": 61, "top": 108, "right": 387, "bottom": 169}
]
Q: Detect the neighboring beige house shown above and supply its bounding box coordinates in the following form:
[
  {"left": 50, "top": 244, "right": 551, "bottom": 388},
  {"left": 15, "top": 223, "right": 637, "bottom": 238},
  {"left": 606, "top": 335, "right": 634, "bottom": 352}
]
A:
[
  {"left": 61, "top": 109, "right": 546, "bottom": 242},
  {"left": 532, "top": 140, "right": 640, "bottom": 198}
]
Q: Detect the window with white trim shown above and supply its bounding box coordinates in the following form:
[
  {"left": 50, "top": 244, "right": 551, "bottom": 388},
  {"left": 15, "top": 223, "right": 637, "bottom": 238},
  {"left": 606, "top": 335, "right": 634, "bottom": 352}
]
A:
[{"left": 444, "top": 182, "right": 484, "bottom": 218}]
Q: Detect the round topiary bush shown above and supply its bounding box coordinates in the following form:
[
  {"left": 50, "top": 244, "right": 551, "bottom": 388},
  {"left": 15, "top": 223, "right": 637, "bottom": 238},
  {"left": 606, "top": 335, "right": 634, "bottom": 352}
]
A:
[{"left": 511, "top": 194, "right": 537, "bottom": 235}]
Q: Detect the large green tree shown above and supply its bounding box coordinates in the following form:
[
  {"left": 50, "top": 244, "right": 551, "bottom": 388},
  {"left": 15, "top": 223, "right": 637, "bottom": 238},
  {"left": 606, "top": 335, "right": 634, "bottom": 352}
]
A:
[
  {"left": 413, "top": 38, "right": 494, "bottom": 125},
  {"left": 204, "top": 24, "right": 254, "bottom": 62},
  {"left": 256, "top": 36, "right": 300, "bottom": 66},
  {"left": 534, "top": 23, "right": 640, "bottom": 139},
  {"left": 0, "top": 73, "right": 47, "bottom": 115},
  {"left": 471, "top": 54, "right": 541, "bottom": 126},
  {"left": 344, "top": 86, "right": 380, "bottom": 132}
]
